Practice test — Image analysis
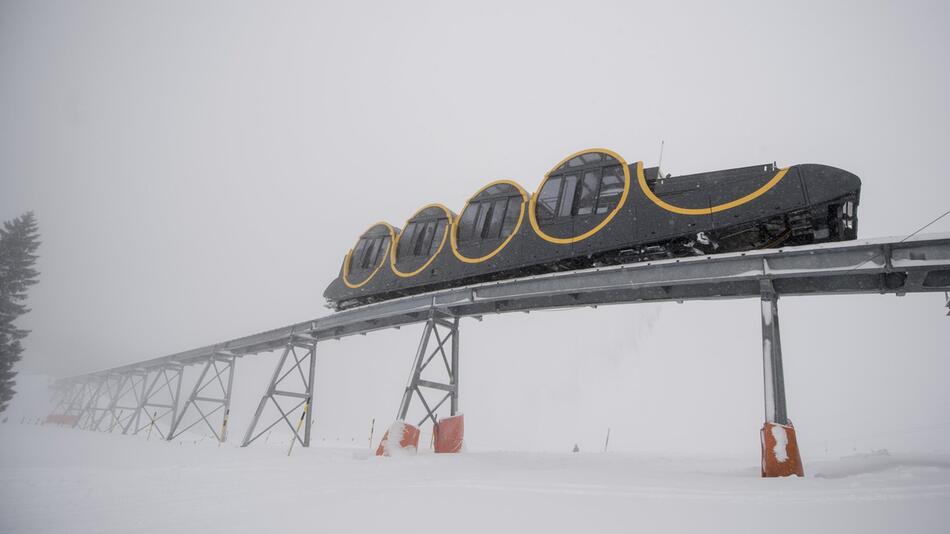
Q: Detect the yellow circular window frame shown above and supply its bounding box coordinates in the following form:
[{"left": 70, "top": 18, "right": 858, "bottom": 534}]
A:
[
  {"left": 450, "top": 180, "right": 529, "bottom": 264},
  {"left": 528, "top": 148, "right": 633, "bottom": 245},
  {"left": 341, "top": 222, "right": 396, "bottom": 289},
  {"left": 391, "top": 203, "right": 454, "bottom": 278}
]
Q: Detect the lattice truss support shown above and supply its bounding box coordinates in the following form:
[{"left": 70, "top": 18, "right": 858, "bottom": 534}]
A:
[
  {"left": 48, "top": 383, "right": 73, "bottom": 416},
  {"left": 89, "top": 370, "right": 151, "bottom": 433},
  {"left": 167, "top": 353, "right": 236, "bottom": 442},
  {"left": 242, "top": 336, "right": 317, "bottom": 448},
  {"left": 73, "top": 374, "right": 113, "bottom": 430},
  {"left": 52, "top": 379, "right": 95, "bottom": 425},
  {"left": 397, "top": 313, "right": 460, "bottom": 430},
  {"left": 125, "top": 364, "right": 184, "bottom": 439}
]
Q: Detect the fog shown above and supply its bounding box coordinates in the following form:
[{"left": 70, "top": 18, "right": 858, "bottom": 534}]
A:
[{"left": 1, "top": 1, "right": 948, "bottom": 454}]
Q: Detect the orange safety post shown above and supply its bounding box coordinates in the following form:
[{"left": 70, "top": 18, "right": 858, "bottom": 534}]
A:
[
  {"left": 433, "top": 414, "right": 464, "bottom": 453},
  {"left": 375, "top": 420, "right": 421, "bottom": 456},
  {"left": 761, "top": 421, "right": 804, "bottom": 477}
]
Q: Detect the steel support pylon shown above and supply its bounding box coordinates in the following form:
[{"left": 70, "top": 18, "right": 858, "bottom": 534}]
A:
[
  {"left": 241, "top": 336, "right": 317, "bottom": 448},
  {"left": 74, "top": 375, "right": 108, "bottom": 430},
  {"left": 124, "top": 363, "right": 184, "bottom": 439},
  {"left": 760, "top": 281, "right": 788, "bottom": 425},
  {"left": 93, "top": 370, "right": 146, "bottom": 432},
  {"left": 168, "top": 353, "right": 236, "bottom": 442},
  {"left": 98, "top": 370, "right": 149, "bottom": 433},
  {"left": 54, "top": 380, "right": 92, "bottom": 425},
  {"left": 396, "top": 313, "right": 460, "bottom": 428}
]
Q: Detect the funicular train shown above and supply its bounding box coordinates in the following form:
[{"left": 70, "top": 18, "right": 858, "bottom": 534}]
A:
[{"left": 324, "top": 148, "right": 861, "bottom": 310}]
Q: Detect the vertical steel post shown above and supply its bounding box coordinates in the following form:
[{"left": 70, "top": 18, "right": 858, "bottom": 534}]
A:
[
  {"left": 241, "top": 337, "right": 317, "bottom": 449},
  {"left": 75, "top": 376, "right": 105, "bottom": 429},
  {"left": 220, "top": 356, "right": 236, "bottom": 442},
  {"left": 398, "top": 318, "right": 434, "bottom": 420},
  {"left": 167, "top": 358, "right": 213, "bottom": 439},
  {"left": 95, "top": 374, "right": 127, "bottom": 432},
  {"left": 122, "top": 364, "right": 183, "bottom": 437},
  {"left": 304, "top": 345, "right": 316, "bottom": 447},
  {"left": 450, "top": 317, "right": 460, "bottom": 415},
  {"left": 393, "top": 313, "right": 460, "bottom": 430},
  {"left": 124, "top": 368, "right": 160, "bottom": 435},
  {"left": 760, "top": 287, "right": 788, "bottom": 425},
  {"left": 242, "top": 345, "right": 290, "bottom": 447},
  {"left": 168, "top": 354, "right": 236, "bottom": 442},
  {"left": 122, "top": 369, "right": 155, "bottom": 434}
]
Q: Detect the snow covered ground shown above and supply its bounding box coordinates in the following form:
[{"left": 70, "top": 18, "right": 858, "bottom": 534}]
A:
[{"left": 1, "top": 423, "right": 948, "bottom": 534}]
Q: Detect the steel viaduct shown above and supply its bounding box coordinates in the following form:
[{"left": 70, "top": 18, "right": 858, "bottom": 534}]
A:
[{"left": 47, "top": 234, "right": 950, "bottom": 475}]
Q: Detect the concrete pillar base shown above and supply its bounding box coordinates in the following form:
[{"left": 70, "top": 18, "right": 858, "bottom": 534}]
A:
[
  {"left": 375, "top": 421, "right": 420, "bottom": 456},
  {"left": 761, "top": 421, "right": 804, "bottom": 477},
  {"left": 433, "top": 414, "right": 464, "bottom": 453}
]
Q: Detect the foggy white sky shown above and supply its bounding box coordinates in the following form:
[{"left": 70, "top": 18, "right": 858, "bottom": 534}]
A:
[{"left": 1, "top": 1, "right": 948, "bottom": 454}]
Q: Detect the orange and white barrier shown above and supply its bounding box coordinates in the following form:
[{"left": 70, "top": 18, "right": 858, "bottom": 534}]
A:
[
  {"left": 760, "top": 421, "right": 804, "bottom": 477},
  {"left": 45, "top": 414, "right": 79, "bottom": 426},
  {"left": 375, "top": 420, "right": 421, "bottom": 456},
  {"left": 433, "top": 414, "right": 464, "bottom": 453}
]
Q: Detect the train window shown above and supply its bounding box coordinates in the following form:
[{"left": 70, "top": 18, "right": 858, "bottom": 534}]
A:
[
  {"left": 473, "top": 203, "right": 491, "bottom": 238},
  {"left": 500, "top": 196, "right": 521, "bottom": 236},
  {"left": 575, "top": 170, "right": 601, "bottom": 215},
  {"left": 538, "top": 177, "right": 562, "bottom": 220},
  {"left": 414, "top": 221, "right": 436, "bottom": 256},
  {"left": 459, "top": 192, "right": 523, "bottom": 244},
  {"left": 557, "top": 174, "right": 578, "bottom": 217},
  {"left": 398, "top": 222, "right": 418, "bottom": 258},
  {"left": 596, "top": 167, "right": 624, "bottom": 214},
  {"left": 428, "top": 220, "right": 447, "bottom": 256},
  {"left": 457, "top": 204, "right": 479, "bottom": 241},
  {"left": 372, "top": 236, "right": 390, "bottom": 267},
  {"left": 566, "top": 152, "right": 602, "bottom": 168},
  {"left": 483, "top": 184, "right": 507, "bottom": 196},
  {"left": 361, "top": 238, "right": 379, "bottom": 269},
  {"left": 352, "top": 238, "right": 369, "bottom": 268},
  {"left": 475, "top": 202, "right": 492, "bottom": 239},
  {"left": 484, "top": 198, "right": 508, "bottom": 238},
  {"left": 457, "top": 203, "right": 483, "bottom": 244}
]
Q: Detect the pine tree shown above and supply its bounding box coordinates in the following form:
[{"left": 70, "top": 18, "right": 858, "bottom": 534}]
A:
[{"left": 0, "top": 212, "right": 41, "bottom": 413}]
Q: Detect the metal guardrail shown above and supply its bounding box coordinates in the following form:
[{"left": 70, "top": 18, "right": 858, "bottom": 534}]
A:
[{"left": 56, "top": 233, "right": 950, "bottom": 384}]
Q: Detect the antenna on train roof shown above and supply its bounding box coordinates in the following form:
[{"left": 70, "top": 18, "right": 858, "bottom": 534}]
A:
[{"left": 657, "top": 140, "right": 665, "bottom": 170}]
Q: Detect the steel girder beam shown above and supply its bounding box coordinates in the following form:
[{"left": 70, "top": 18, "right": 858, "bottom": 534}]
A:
[
  {"left": 241, "top": 336, "right": 317, "bottom": 448},
  {"left": 167, "top": 353, "right": 236, "bottom": 442},
  {"left": 396, "top": 312, "right": 460, "bottom": 429},
  {"left": 124, "top": 364, "right": 184, "bottom": 439}
]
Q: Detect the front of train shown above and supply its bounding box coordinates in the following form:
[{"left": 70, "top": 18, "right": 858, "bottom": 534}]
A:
[{"left": 796, "top": 163, "right": 861, "bottom": 242}]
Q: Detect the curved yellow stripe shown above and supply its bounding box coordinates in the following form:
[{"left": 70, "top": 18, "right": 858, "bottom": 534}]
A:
[
  {"left": 528, "top": 148, "right": 632, "bottom": 245},
  {"left": 391, "top": 204, "right": 453, "bottom": 278},
  {"left": 637, "top": 161, "right": 790, "bottom": 215},
  {"left": 342, "top": 222, "right": 396, "bottom": 289},
  {"left": 451, "top": 180, "right": 528, "bottom": 264}
]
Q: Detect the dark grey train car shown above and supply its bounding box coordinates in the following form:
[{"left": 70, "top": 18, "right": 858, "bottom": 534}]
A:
[{"left": 324, "top": 148, "right": 861, "bottom": 310}]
